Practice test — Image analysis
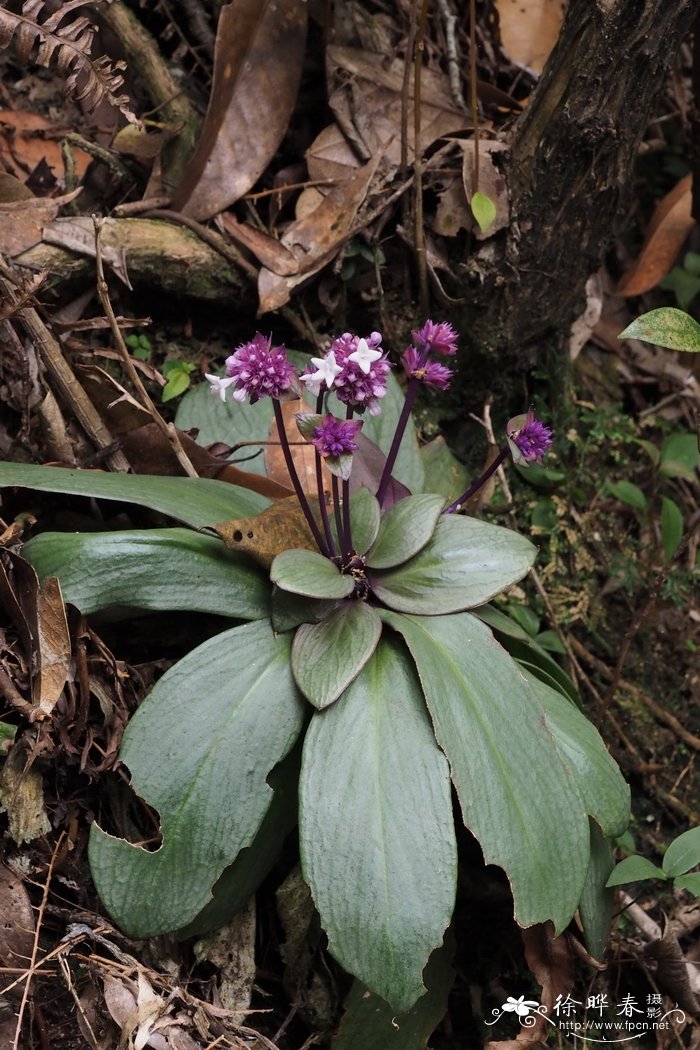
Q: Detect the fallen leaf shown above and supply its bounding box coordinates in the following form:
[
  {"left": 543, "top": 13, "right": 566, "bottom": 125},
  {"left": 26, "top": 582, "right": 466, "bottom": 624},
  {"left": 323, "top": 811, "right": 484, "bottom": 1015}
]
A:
[
  {"left": 617, "top": 175, "right": 694, "bottom": 296},
  {"left": 33, "top": 576, "right": 71, "bottom": 714},
  {"left": 214, "top": 495, "right": 324, "bottom": 568},
  {"left": 306, "top": 122, "right": 361, "bottom": 184},
  {"left": 265, "top": 399, "right": 324, "bottom": 495},
  {"left": 0, "top": 862, "right": 35, "bottom": 971},
  {"left": 0, "top": 187, "right": 82, "bottom": 256},
  {"left": 194, "top": 898, "right": 256, "bottom": 1013},
  {"left": 0, "top": 745, "right": 51, "bottom": 843},
  {"left": 112, "top": 121, "right": 181, "bottom": 161},
  {"left": 172, "top": 0, "right": 308, "bottom": 220},
  {"left": 461, "top": 141, "right": 510, "bottom": 239},
  {"left": 494, "top": 0, "right": 566, "bottom": 75},
  {"left": 569, "top": 271, "right": 604, "bottom": 359},
  {"left": 219, "top": 212, "right": 300, "bottom": 275},
  {"left": 258, "top": 155, "right": 380, "bottom": 312},
  {"left": 0, "top": 108, "right": 92, "bottom": 179},
  {"left": 434, "top": 175, "right": 472, "bottom": 237}
]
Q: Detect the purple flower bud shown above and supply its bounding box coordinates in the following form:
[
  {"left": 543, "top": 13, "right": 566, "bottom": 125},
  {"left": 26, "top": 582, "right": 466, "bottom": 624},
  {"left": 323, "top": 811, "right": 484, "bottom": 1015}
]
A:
[
  {"left": 411, "top": 319, "right": 459, "bottom": 356},
  {"left": 310, "top": 414, "right": 363, "bottom": 458},
  {"left": 330, "top": 332, "right": 391, "bottom": 415},
  {"left": 509, "top": 408, "right": 553, "bottom": 464},
  {"left": 402, "top": 347, "right": 453, "bottom": 390},
  {"left": 224, "top": 333, "right": 296, "bottom": 404}
]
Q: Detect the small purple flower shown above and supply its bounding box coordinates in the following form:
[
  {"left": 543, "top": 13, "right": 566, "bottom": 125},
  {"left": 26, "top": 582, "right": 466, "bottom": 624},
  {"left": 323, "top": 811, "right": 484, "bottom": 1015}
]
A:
[
  {"left": 402, "top": 347, "right": 453, "bottom": 390},
  {"left": 509, "top": 408, "right": 553, "bottom": 464},
  {"left": 330, "top": 332, "right": 391, "bottom": 415},
  {"left": 224, "top": 333, "right": 296, "bottom": 404},
  {"left": 310, "top": 414, "right": 362, "bottom": 458},
  {"left": 411, "top": 319, "right": 459, "bottom": 356}
]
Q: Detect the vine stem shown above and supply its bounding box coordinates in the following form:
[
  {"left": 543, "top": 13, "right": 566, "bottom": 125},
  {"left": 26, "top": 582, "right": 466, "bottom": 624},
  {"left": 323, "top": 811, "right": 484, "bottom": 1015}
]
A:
[
  {"left": 443, "top": 445, "right": 510, "bottom": 514},
  {"left": 272, "top": 399, "right": 328, "bottom": 556}
]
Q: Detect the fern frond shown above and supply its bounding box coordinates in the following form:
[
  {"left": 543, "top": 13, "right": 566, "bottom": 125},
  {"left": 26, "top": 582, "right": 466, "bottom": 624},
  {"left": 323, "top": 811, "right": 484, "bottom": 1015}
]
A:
[{"left": 0, "top": 0, "right": 139, "bottom": 125}]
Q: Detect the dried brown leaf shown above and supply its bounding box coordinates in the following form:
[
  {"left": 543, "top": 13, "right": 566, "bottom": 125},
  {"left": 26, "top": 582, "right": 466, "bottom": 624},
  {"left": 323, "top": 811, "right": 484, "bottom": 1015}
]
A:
[
  {"left": 214, "top": 495, "right": 322, "bottom": 568},
  {"left": 172, "top": 0, "right": 307, "bottom": 220},
  {"left": 0, "top": 187, "right": 82, "bottom": 257},
  {"left": 617, "top": 175, "right": 694, "bottom": 296},
  {"left": 265, "top": 399, "right": 322, "bottom": 495},
  {"left": 494, "top": 0, "right": 566, "bottom": 75},
  {"left": 0, "top": 862, "right": 35, "bottom": 972},
  {"left": 0, "top": 108, "right": 92, "bottom": 179},
  {"left": 219, "top": 213, "right": 299, "bottom": 275},
  {"left": 0, "top": 745, "right": 51, "bottom": 842},
  {"left": 434, "top": 176, "right": 472, "bottom": 237}
]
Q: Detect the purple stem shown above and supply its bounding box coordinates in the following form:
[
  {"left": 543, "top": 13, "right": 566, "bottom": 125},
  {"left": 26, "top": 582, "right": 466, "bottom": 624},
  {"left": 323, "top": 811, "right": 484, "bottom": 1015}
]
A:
[
  {"left": 375, "top": 376, "right": 421, "bottom": 508},
  {"left": 314, "top": 394, "right": 337, "bottom": 556},
  {"left": 272, "top": 398, "right": 329, "bottom": 556},
  {"left": 443, "top": 445, "right": 510, "bottom": 514},
  {"left": 342, "top": 404, "right": 354, "bottom": 559},
  {"left": 332, "top": 475, "right": 345, "bottom": 555}
]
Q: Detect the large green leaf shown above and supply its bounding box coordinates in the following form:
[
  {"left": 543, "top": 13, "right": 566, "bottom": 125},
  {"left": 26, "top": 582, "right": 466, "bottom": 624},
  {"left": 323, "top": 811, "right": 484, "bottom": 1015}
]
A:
[
  {"left": 332, "top": 932, "right": 455, "bottom": 1050},
  {"left": 0, "top": 463, "right": 269, "bottom": 526},
  {"left": 524, "top": 673, "right": 630, "bottom": 837},
  {"left": 271, "top": 549, "right": 355, "bottom": 599},
  {"left": 619, "top": 307, "right": 700, "bottom": 351},
  {"left": 89, "top": 621, "right": 305, "bottom": 937},
  {"left": 292, "top": 602, "right": 382, "bottom": 708},
  {"left": 579, "top": 822, "right": 615, "bottom": 961},
  {"left": 23, "top": 529, "right": 269, "bottom": 620},
  {"left": 381, "top": 610, "right": 590, "bottom": 931},
  {"left": 370, "top": 516, "right": 535, "bottom": 614},
  {"left": 366, "top": 494, "right": 445, "bottom": 570},
  {"left": 299, "top": 637, "right": 457, "bottom": 1012}
]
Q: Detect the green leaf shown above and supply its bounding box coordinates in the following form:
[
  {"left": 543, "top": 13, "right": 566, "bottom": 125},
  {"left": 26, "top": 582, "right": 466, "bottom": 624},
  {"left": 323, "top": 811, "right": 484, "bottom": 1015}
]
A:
[
  {"left": 660, "top": 496, "right": 684, "bottom": 560},
  {"left": 292, "top": 602, "right": 382, "bottom": 708},
  {"left": 606, "top": 480, "right": 647, "bottom": 511},
  {"left": 524, "top": 672, "right": 630, "bottom": 838},
  {"left": 0, "top": 463, "right": 269, "bottom": 527},
  {"left": 504, "top": 604, "right": 540, "bottom": 637},
  {"left": 370, "top": 516, "right": 535, "bottom": 615},
  {"left": 534, "top": 630, "right": 566, "bottom": 654},
  {"left": 176, "top": 749, "right": 300, "bottom": 939},
  {"left": 347, "top": 487, "right": 381, "bottom": 555},
  {"left": 578, "top": 822, "right": 615, "bottom": 961},
  {"left": 673, "top": 872, "right": 700, "bottom": 896},
  {"left": 606, "top": 855, "right": 666, "bottom": 887},
  {"left": 0, "top": 721, "right": 16, "bottom": 746},
  {"left": 470, "top": 190, "right": 497, "bottom": 234},
  {"left": 271, "top": 550, "right": 355, "bottom": 600},
  {"left": 331, "top": 933, "right": 455, "bottom": 1050},
  {"left": 619, "top": 307, "right": 700, "bottom": 351},
  {"left": 381, "top": 610, "right": 590, "bottom": 931},
  {"left": 89, "top": 621, "right": 305, "bottom": 937},
  {"left": 419, "top": 437, "right": 469, "bottom": 500},
  {"left": 161, "top": 369, "right": 192, "bottom": 402},
  {"left": 662, "top": 826, "right": 700, "bottom": 877},
  {"left": 299, "top": 637, "right": 457, "bottom": 1012},
  {"left": 271, "top": 588, "right": 338, "bottom": 632},
  {"left": 23, "top": 529, "right": 269, "bottom": 620},
  {"left": 660, "top": 267, "right": 700, "bottom": 311},
  {"left": 366, "top": 494, "right": 446, "bottom": 570},
  {"left": 660, "top": 433, "right": 699, "bottom": 481}
]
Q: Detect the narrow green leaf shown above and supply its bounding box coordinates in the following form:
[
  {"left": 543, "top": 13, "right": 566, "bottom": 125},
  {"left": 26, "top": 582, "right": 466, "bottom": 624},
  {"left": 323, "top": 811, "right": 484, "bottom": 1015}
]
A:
[
  {"left": 271, "top": 550, "right": 355, "bottom": 599},
  {"left": 619, "top": 307, "right": 700, "bottom": 351},
  {"left": 332, "top": 933, "right": 455, "bottom": 1050},
  {"left": 662, "top": 826, "right": 700, "bottom": 877},
  {"left": 300, "top": 638, "right": 457, "bottom": 1012},
  {"left": 381, "top": 610, "right": 590, "bottom": 931},
  {"left": 366, "top": 494, "right": 445, "bottom": 570},
  {"left": 470, "top": 190, "right": 497, "bottom": 234},
  {"left": 0, "top": 463, "right": 268, "bottom": 527},
  {"left": 370, "top": 516, "right": 535, "bottom": 615},
  {"left": 89, "top": 621, "right": 305, "bottom": 937},
  {"left": 660, "top": 496, "right": 684, "bottom": 560},
  {"left": 605, "top": 855, "right": 666, "bottom": 887},
  {"left": 660, "top": 433, "right": 699, "bottom": 481},
  {"left": 524, "top": 672, "right": 630, "bottom": 838},
  {"left": 292, "top": 602, "right": 382, "bottom": 708},
  {"left": 607, "top": 480, "right": 647, "bottom": 511},
  {"left": 578, "top": 822, "right": 615, "bottom": 961},
  {"left": 673, "top": 872, "right": 700, "bottom": 895},
  {"left": 23, "top": 529, "right": 269, "bottom": 619}
]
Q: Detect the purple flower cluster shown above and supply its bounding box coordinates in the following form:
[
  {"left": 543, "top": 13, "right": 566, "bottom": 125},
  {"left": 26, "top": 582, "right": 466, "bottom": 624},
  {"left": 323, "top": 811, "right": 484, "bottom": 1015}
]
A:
[
  {"left": 319, "top": 333, "right": 391, "bottom": 415},
  {"left": 222, "top": 333, "right": 296, "bottom": 404},
  {"left": 310, "top": 415, "right": 362, "bottom": 458},
  {"left": 412, "top": 320, "right": 459, "bottom": 357},
  {"left": 401, "top": 347, "right": 453, "bottom": 390},
  {"left": 512, "top": 409, "right": 553, "bottom": 464},
  {"left": 402, "top": 319, "right": 458, "bottom": 390}
]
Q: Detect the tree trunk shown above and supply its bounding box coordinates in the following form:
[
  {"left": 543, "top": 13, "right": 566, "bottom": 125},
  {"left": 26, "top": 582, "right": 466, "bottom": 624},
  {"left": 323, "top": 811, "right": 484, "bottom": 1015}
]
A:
[{"left": 464, "top": 0, "right": 697, "bottom": 367}]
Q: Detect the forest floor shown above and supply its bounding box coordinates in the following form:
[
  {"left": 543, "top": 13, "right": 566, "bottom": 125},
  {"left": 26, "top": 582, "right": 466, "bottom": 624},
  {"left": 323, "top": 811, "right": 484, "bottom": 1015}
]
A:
[{"left": 0, "top": 2, "right": 699, "bottom": 1048}]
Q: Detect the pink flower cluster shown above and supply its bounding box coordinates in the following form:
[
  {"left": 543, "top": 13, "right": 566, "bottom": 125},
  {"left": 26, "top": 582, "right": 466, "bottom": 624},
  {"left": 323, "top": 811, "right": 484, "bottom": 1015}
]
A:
[
  {"left": 301, "top": 332, "right": 391, "bottom": 416},
  {"left": 402, "top": 319, "right": 458, "bottom": 390}
]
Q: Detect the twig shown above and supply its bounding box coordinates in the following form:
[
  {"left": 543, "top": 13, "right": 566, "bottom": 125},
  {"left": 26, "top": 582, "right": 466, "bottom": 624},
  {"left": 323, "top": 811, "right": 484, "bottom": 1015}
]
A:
[
  {"left": 437, "top": 0, "right": 465, "bottom": 106},
  {"left": 0, "top": 669, "right": 46, "bottom": 723},
  {"left": 0, "top": 262, "right": 130, "bottom": 472},
  {"left": 93, "top": 217, "right": 198, "bottom": 479},
  {"left": 413, "top": 0, "right": 431, "bottom": 315},
  {"left": 12, "top": 832, "right": 65, "bottom": 1050},
  {"left": 469, "top": 0, "right": 480, "bottom": 194}
]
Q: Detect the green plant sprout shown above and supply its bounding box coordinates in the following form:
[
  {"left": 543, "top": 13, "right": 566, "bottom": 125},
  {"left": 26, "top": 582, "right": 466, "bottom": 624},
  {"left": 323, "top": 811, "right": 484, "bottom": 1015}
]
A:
[{"left": 607, "top": 826, "right": 700, "bottom": 897}]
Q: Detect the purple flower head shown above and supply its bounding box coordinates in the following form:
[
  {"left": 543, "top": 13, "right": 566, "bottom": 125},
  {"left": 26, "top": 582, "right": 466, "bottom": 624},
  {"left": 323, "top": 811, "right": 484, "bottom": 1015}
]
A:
[
  {"left": 402, "top": 347, "right": 453, "bottom": 390},
  {"left": 508, "top": 408, "right": 553, "bottom": 464},
  {"left": 224, "top": 333, "right": 296, "bottom": 404},
  {"left": 310, "top": 414, "right": 363, "bottom": 458},
  {"left": 411, "top": 319, "right": 459, "bottom": 356},
  {"left": 330, "top": 331, "right": 391, "bottom": 415}
]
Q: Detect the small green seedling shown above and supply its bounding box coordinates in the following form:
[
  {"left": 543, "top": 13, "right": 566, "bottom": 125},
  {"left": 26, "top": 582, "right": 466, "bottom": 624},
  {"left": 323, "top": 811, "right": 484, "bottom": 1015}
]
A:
[{"left": 607, "top": 826, "right": 700, "bottom": 896}]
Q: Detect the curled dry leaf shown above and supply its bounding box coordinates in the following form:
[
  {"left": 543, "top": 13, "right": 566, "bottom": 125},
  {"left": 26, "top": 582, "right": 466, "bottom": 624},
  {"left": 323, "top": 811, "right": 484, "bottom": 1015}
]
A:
[
  {"left": 172, "top": 0, "right": 307, "bottom": 221},
  {"left": 219, "top": 212, "right": 299, "bottom": 275},
  {"left": 494, "top": 0, "right": 566, "bottom": 75},
  {"left": 214, "top": 495, "right": 324, "bottom": 568},
  {"left": 258, "top": 155, "right": 380, "bottom": 312},
  {"left": 617, "top": 175, "right": 694, "bottom": 297},
  {"left": 0, "top": 187, "right": 82, "bottom": 257}
]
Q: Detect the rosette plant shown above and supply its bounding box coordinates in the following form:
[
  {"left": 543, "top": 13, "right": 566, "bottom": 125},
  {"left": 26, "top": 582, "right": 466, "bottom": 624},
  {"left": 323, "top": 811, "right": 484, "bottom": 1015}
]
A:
[{"left": 2, "top": 321, "right": 630, "bottom": 1015}]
